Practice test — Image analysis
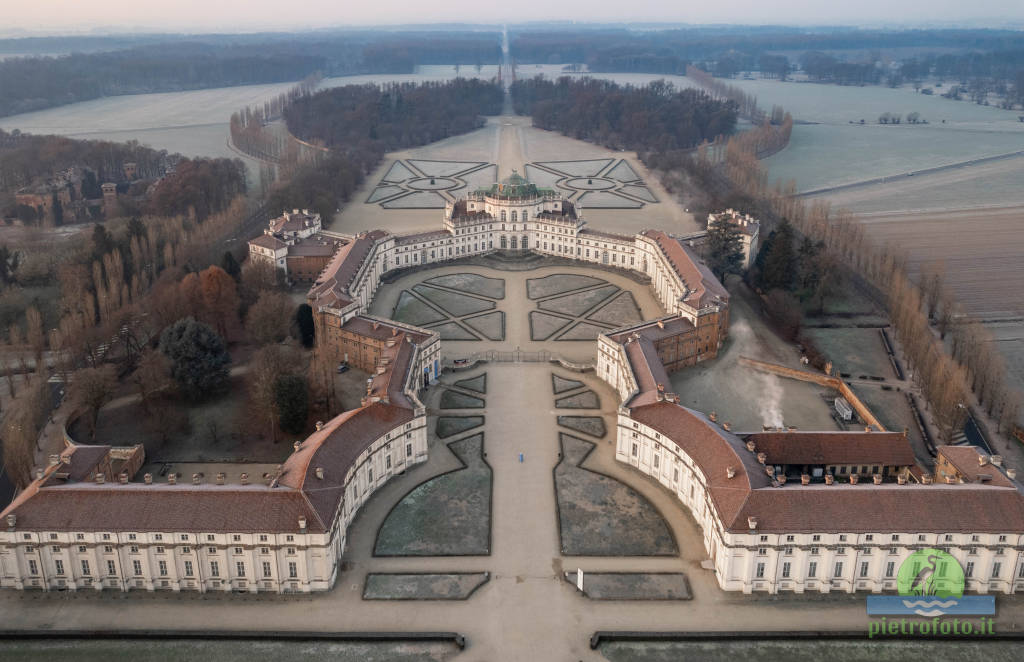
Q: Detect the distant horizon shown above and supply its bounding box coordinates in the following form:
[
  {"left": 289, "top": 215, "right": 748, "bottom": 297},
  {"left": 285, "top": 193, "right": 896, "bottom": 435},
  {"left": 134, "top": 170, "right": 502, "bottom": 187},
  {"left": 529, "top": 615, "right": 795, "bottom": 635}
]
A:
[{"left": 2, "top": 9, "right": 1024, "bottom": 40}]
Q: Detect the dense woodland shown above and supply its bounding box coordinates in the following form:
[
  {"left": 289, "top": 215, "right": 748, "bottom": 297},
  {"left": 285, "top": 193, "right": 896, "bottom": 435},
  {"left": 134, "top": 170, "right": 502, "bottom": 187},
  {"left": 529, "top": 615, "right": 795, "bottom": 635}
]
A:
[
  {"left": 0, "top": 130, "right": 174, "bottom": 195},
  {"left": 0, "top": 31, "right": 502, "bottom": 118},
  {"left": 510, "top": 77, "right": 737, "bottom": 152},
  {"left": 268, "top": 79, "right": 503, "bottom": 219},
  {"left": 285, "top": 79, "right": 503, "bottom": 154}
]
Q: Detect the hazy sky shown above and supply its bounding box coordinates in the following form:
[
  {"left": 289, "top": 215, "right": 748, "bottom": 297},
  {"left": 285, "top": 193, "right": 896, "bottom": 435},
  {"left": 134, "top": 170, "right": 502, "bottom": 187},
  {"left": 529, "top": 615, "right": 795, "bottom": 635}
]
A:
[{"left": 5, "top": 0, "right": 1024, "bottom": 34}]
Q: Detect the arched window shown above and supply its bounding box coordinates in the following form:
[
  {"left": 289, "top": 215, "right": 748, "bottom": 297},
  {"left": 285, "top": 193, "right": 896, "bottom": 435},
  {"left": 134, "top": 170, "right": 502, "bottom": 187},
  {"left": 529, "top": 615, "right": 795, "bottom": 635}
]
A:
[
  {"left": 523, "top": 211, "right": 529, "bottom": 222},
  {"left": 500, "top": 235, "right": 507, "bottom": 249},
  {"left": 511, "top": 210, "right": 517, "bottom": 222},
  {"left": 510, "top": 236, "right": 518, "bottom": 250},
  {"left": 501, "top": 210, "right": 506, "bottom": 222},
  {"left": 521, "top": 235, "right": 528, "bottom": 249}
]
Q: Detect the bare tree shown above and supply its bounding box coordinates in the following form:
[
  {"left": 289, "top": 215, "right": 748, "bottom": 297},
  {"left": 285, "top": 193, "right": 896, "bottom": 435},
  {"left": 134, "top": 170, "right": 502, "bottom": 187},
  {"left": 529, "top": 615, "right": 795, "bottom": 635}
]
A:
[
  {"left": 132, "top": 349, "right": 172, "bottom": 413},
  {"left": 69, "top": 364, "right": 117, "bottom": 441}
]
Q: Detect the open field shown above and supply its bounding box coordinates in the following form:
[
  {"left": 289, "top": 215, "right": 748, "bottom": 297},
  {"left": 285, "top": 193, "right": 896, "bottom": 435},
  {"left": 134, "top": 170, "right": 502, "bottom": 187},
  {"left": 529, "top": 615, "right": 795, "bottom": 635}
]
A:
[
  {"left": 857, "top": 206, "right": 1024, "bottom": 318},
  {"left": 802, "top": 327, "right": 893, "bottom": 378}
]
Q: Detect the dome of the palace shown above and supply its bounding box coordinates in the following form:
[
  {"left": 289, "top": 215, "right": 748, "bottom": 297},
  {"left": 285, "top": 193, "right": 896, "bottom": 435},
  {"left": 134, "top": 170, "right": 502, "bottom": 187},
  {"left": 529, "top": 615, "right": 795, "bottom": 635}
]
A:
[{"left": 479, "top": 170, "right": 543, "bottom": 200}]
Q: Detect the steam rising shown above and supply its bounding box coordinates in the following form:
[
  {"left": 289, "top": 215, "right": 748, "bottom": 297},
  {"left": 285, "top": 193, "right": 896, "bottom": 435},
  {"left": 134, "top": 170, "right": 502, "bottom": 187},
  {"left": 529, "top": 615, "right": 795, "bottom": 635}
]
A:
[{"left": 730, "top": 318, "right": 785, "bottom": 429}]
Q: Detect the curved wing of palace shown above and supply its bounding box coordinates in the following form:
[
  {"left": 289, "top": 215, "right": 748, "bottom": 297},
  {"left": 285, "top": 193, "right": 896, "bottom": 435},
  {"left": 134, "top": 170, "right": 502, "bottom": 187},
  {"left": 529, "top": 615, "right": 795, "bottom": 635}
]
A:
[{"left": 3, "top": 175, "right": 1023, "bottom": 596}]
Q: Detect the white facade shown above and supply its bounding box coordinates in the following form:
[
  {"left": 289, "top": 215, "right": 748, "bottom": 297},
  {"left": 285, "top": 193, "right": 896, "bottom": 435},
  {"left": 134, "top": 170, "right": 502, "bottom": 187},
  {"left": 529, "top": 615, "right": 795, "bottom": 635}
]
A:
[{"left": 617, "top": 413, "right": 1024, "bottom": 595}]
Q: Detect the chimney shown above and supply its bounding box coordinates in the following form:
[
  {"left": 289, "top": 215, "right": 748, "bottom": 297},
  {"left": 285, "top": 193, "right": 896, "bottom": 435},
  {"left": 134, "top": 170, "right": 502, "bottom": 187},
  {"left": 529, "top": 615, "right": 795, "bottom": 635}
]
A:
[
  {"left": 35, "top": 468, "right": 43, "bottom": 480},
  {"left": 801, "top": 474, "right": 810, "bottom": 485},
  {"left": 118, "top": 471, "right": 129, "bottom": 484},
  {"left": 864, "top": 425, "right": 872, "bottom": 433},
  {"left": 756, "top": 452, "right": 767, "bottom": 465},
  {"left": 657, "top": 320, "right": 665, "bottom": 329},
  {"left": 723, "top": 422, "right": 731, "bottom": 431},
  {"left": 745, "top": 440, "right": 756, "bottom": 452},
  {"left": 298, "top": 516, "right": 307, "bottom": 532},
  {"left": 922, "top": 474, "right": 933, "bottom": 484},
  {"left": 978, "top": 455, "right": 989, "bottom": 466},
  {"left": 168, "top": 473, "right": 177, "bottom": 485},
  {"left": 849, "top": 474, "right": 859, "bottom": 485},
  {"left": 315, "top": 467, "right": 324, "bottom": 480},
  {"left": 240, "top": 473, "right": 249, "bottom": 485},
  {"left": 392, "top": 328, "right": 399, "bottom": 337},
  {"left": 144, "top": 473, "right": 153, "bottom": 484},
  {"left": 777, "top": 474, "right": 787, "bottom": 485},
  {"left": 897, "top": 473, "right": 908, "bottom": 485},
  {"left": 1007, "top": 469, "right": 1017, "bottom": 480},
  {"left": 990, "top": 455, "right": 1003, "bottom": 467},
  {"left": 95, "top": 472, "right": 105, "bottom": 484},
  {"left": 944, "top": 475, "right": 956, "bottom": 484},
  {"left": 293, "top": 441, "right": 302, "bottom": 452},
  {"left": 192, "top": 473, "right": 201, "bottom": 485},
  {"left": 48, "top": 454, "right": 60, "bottom": 466},
  {"left": 61, "top": 455, "right": 71, "bottom": 465},
  {"left": 726, "top": 466, "right": 736, "bottom": 479},
  {"left": 709, "top": 411, "right": 717, "bottom": 422},
  {"left": 825, "top": 474, "right": 834, "bottom": 485},
  {"left": 315, "top": 421, "right": 324, "bottom": 431},
  {"left": 873, "top": 474, "right": 883, "bottom": 485},
  {"left": 765, "top": 465, "right": 776, "bottom": 477},
  {"left": 216, "top": 472, "right": 226, "bottom": 485},
  {"left": 747, "top": 516, "right": 758, "bottom": 530},
  {"left": 6, "top": 514, "right": 15, "bottom": 530}
]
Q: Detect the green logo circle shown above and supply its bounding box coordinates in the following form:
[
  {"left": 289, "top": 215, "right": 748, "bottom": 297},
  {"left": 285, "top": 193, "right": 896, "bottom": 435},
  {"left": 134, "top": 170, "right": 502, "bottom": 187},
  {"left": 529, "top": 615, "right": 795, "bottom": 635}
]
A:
[{"left": 897, "top": 548, "right": 964, "bottom": 598}]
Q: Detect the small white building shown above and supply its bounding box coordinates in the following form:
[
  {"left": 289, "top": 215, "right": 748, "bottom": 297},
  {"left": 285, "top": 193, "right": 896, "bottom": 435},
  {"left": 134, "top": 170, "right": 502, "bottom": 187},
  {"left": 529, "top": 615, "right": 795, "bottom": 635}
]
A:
[{"left": 707, "top": 208, "right": 760, "bottom": 270}]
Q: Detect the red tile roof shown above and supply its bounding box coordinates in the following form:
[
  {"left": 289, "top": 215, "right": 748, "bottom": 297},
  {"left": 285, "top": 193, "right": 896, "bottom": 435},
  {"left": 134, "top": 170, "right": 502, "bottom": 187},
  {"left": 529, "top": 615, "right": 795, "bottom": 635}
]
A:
[
  {"left": 743, "top": 431, "right": 917, "bottom": 468},
  {"left": 641, "top": 229, "right": 729, "bottom": 308},
  {"left": 937, "top": 445, "right": 1015, "bottom": 487},
  {"left": 3, "top": 485, "right": 324, "bottom": 533},
  {"left": 249, "top": 234, "right": 288, "bottom": 250},
  {"left": 308, "top": 230, "right": 385, "bottom": 309},
  {"left": 733, "top": 484, "right": 1024, "bottom": 534}
]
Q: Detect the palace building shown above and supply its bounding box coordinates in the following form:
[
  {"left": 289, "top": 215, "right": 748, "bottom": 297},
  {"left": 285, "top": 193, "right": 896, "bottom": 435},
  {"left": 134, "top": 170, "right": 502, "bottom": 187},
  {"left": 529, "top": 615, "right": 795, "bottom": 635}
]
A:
[{"left": 2, "top": 173, "right": 1022, "bottom": 596}]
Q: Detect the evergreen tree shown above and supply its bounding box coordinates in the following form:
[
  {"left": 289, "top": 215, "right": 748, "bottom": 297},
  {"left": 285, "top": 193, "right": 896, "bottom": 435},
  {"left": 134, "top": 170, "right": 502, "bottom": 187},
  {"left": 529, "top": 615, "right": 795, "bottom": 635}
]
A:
[
  {"left": 50, "top": 192, "right": 63, "bottom": 225},
  {"left": 159, "top": 317, "right": 230, "bottom": 401},
  {"left": 295, "top": 303, "right": 315, "bottom": 348},
  {"left": 221, "top": 251, "right": 242, "bottom": 281},
  {"left": 706, "top": 220, "right": 744, "bottom": 282},
  {"left": 759, "top": 221, "right": 797, "bottom": 291},
  {"left": 274, "top": 374, "right": 308, "bottom": 435}
]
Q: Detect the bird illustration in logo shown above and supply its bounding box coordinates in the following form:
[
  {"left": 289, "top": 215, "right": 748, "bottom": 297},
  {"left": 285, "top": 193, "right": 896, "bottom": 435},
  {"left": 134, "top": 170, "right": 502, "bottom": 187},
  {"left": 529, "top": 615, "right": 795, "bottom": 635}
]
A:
[{"left": 909, "top": 553, "right": 941, "bottom": 596}]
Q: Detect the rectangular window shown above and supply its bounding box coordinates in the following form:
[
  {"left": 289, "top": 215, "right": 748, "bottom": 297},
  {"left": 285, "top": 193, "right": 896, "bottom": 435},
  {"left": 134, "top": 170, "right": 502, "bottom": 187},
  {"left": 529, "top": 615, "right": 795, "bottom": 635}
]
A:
[
  {"left": 130, "top": 546, "right": 139, "bottom": 554},
  {"left": 288, "top": 562, "right": 298, "bottom": 579},
  {"left": 81, "top": 560, "right": 90, "bottom": 576},
  {"left": 966, "top": 562, "right": 974, "bottom": 578},
  {"left": 208, "top": 547, "right": 217, "bottom": 554},
  {"left": 78, "top": 545, "right": 86, "bottom": 553},
  {"left": 236, "top": 562, "right": 246, "bottom": 578},
  {"left": 834, "top": 562, "right": 844, "bottom": 578},
  {"left": 210, "top": 561, "right": 220, "bottom": 577},
  {"left": 782, "top": 562, "right": 791, "bottom": 578},
  {"left": 263, "top": 562, "right": 272, "bottom": 578},
  {"left": 54, "top": 559, "right": 65, "bottom": 575},
  {"left": 260, "top": 547, "right": 269, "bottom": 555},
  {"left": 287, "top": 547, "right": 296, "bottom": 556},
  {"left": 155, "top": 546, "right": 164, "bottom": 554},
  {"left": 992, "top": 562, "right": 1002, "bottom": 579},
  {"left": 234, "top": 547, "right": 242, "bottom": 555},
  {"left": 673, "top": 468, "right": 679, "bottom": 482},
  {"left": 406, "top": 443, "right": 413, "bottom": 457},
  {"left": 158, "top": 560, "right": 168, "bottom": 576},
  {"left": 631, "top": 443, "right": 638, "bottom": 457},
  {"left": 386, "top": 455, "right": 392, "bottom": 470},
  {"left": 104, "top": 546, "right": 113, "bottom": 553},
  {"left": 808, "top": 561, "right": 817, "bottom": 578},
  {"left": 653, "top": 455, "right": 660, "bottom": 469},
  {"left": 107, "top": 560, "right": 116, "bottom": 576},
  {"left": 132, "top": 560, "right": 142, "bottom": 576},
  {"left": 810, "top": 547, "right": 819, "bottom": 555},
  {"left": 860, "top": 561, "right": 869, "bottom": 578},
  {"left": 755, "top": 563, "right": 765, "bottom": 578},
  {"left": 886, "top": 561, "right": 895, "bottom": 578},
  {"left": 758, "top": 548, "right": 768, "bottom": 556},
  {"left": 184, "top": 561, "right": 194, "bottom": 577},
  {"left": 28, "top": 560, "right": 38, "bottom": 575}
]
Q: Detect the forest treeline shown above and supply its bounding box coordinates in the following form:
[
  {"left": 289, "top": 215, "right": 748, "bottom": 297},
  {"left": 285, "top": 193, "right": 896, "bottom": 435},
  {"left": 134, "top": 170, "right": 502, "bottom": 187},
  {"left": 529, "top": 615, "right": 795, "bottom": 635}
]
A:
[
  {"left": 509, "top": 77, "right": 737, "bottom": 152},
  {"left": 0, "top": 31, "right": 502, "bottom": 118},
  {"left": 0, "top": 130, "right": 174, "bottom": 195},
  {"left": 241, "top": 78, "right": 503, "bottom": 219}
]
